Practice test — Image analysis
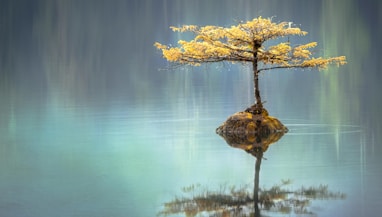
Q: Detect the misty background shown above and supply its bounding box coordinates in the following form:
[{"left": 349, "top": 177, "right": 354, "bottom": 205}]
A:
[{"left": 0, "top": 0, "right": 381, "bottom": 217}]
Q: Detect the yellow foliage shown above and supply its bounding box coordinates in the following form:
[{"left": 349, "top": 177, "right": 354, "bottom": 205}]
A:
[
  {"left": 301, "top": 56, "right": 347, "bottom": 70},
  {"left": 155, "top": 16, "right": 346, "bottom": 71},
  {"left": 162, "top": 47, "right": 182, "bottom": 62},
  {"left": 292, "top": 42, "right": 317, "bottom": 59},
  {"left": 154, "top": 42, "right": 167, "bottom": 50},
  {"left": 170, "top": 25, "right": 198, "bottom": 32},
  {"left": 260, "top": 43, "right": 291, "bottom": 65}
]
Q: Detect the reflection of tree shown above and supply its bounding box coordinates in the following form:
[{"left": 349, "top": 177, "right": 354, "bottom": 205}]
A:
[
  {"left": 157, "top": 181, "right": 345, "bottom": 217},
  {"left": 158, "top": 103, "right": 346, "bottom": 216}
]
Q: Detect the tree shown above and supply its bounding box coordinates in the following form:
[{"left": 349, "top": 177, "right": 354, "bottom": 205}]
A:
[{"left": 154, "top": 16, "right": 346, "bottom": 105}]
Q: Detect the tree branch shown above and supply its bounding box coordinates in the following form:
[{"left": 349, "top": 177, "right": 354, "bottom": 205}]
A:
[{"left": 258, "top": 65, "right": 310, "bottom": 72}]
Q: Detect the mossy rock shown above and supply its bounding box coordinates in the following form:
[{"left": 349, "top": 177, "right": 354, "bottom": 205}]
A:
[{"left": 216, "top": 108, "right": 288, "bottom": 154}]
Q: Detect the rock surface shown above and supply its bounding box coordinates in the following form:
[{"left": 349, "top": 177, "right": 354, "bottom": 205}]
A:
[{"left": 216, "top": 108, "right": 288, "bottom": 155}]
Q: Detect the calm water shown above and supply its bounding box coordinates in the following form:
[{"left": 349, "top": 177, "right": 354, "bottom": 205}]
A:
[{"left": 1, "top": 0, "right": 381, "bottom": 217}]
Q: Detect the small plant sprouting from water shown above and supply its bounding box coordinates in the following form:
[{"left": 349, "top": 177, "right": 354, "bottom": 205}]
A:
[{"left": 157, "top": 180, "right": 346, "bottom": 217}]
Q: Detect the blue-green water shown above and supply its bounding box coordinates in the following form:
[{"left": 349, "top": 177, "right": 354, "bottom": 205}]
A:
[{"left": 1, "top": 0, "right": 381, "bottom": 217}]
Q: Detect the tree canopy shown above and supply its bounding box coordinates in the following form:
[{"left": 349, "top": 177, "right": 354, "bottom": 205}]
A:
[{"left": 155, "top": 17, "right": 346, "bottom": 72}]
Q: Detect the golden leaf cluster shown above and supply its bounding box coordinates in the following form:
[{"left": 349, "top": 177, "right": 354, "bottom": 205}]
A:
[{"left": 155, "top": 17, "right": 346, "bottom": 71}]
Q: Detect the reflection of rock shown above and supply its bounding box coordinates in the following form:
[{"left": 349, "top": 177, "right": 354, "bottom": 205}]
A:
[{"left": 216, "top": 106, "right": 288, "bottom": 155}]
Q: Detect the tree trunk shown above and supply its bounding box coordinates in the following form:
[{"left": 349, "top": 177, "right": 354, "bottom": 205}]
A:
[
  {"left": 254, "top": 151, "right": 263, "bottom": 217},
  {"left": 252, "top": 42, "right": 264, "bottom": 217},
  {"left": 252, "top": 42, "right": 262, "bottom": 108},
  {"left": 254, "top": 67, "right": 261, "bottom": 107}
]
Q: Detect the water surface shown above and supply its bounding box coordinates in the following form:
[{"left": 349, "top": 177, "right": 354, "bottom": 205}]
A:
[{"left": 1, "top": 0, "right": 381, "bottom": 217}]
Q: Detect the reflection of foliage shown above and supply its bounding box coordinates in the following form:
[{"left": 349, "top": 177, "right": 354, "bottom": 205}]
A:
[
  {"left": 157, "top": 181, "right": 346, "bottom": 217},
  {"left": 260, "top": 181, "right": 346, "bottom": 215},
  {"left": 159, "top": 184, "right": 252, "bottom": 217}
]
